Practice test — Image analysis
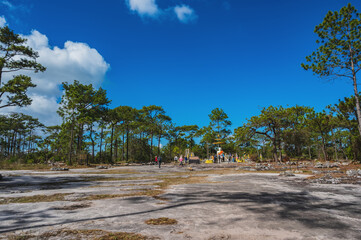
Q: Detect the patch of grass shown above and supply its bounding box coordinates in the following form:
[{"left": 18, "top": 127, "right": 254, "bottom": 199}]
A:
[
  {"left": 155, "top": 175, "right": 208, "bottom": 189},
  {"left": 97, "top": 232, "right": 149, "bottom": 240},
  {"left": 0, "top": 163, "right": 50, "bottom": 171},
  {"left": 83, "top": 176, "right": 149, "bottom": 182},
  {"left": 8, "top": 229, "right": 153, "bottom": 240},
  {"left": 82, "top": 169, "right": 140, "bottom": 175},
  {"left": 52, "top": 202, "right": 91, "bottom": 210},
  {"left": 7, "top": 235, "right": 35, "bottom": 240},
  {"left": 0, "top": 193, "right": 71, "bottom": 205},
  {"left": 145, "top": 217, "right": 178, "bottom": 225}
]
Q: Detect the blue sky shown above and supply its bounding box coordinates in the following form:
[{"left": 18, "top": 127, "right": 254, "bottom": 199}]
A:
[{"left": 1, "top": 0, "right": 361, "bottom": 129}]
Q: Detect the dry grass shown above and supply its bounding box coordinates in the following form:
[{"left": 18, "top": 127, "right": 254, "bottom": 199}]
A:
[
  {"left": 52, "top": 202, "right": 91, "bottom": 210},
  {"left": 155, "top": 175, "right": 208, "bottom": 189},
  {"left": 8, "top": 229, "right": 153, "bottom": 240},
  {"left": 145, "top": 217, "right": 178, "bottom": 225},
  {"left": 0, "top": 193, "right": 71, "bottom": 205},
  {"left": 0, "top": 163, "right": 50, "bottom": 171},
  {"left": 7, "top": 235, "right": 35, "bottom": 240},
  {"left": 97, "top": 232, "right": 151, "bottom": 240},
  {"left": 0, "top": 170, "right": 210, "bottom": 205},
  {"left": 82, "top": 169, "right": 140, "bottom": 175}
]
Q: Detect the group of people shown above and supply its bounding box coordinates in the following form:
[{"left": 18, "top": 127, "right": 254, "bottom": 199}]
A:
[
  {"left": 155, "top": 153, "right": 236, "bottom": 168},
  {"left": 174, "top": 155, "right": 188, "bottom": 166},
  {"left": 154, "top": 155, "right": 162, "bottom": 168},
  {"left": 155, "top": 155, "right": 189, "bottom": 168}
]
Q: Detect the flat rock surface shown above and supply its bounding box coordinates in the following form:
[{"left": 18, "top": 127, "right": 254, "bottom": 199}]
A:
[{"left": 0, "top": 165, "right": 360, "bottom": 239}]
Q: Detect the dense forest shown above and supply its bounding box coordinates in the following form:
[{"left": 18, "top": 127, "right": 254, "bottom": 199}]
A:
[{"left": 1, "top": 4, "right": 361, "bottom": 166}]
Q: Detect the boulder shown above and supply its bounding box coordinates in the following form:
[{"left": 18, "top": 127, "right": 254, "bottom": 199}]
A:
[{"left": 50, "top": 167, "right": 69, "bottom": 171}]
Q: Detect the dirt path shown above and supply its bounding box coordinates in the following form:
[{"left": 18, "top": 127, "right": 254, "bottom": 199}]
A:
[{"left": 0, "top": 165, "right": 360, "bottom": 239}]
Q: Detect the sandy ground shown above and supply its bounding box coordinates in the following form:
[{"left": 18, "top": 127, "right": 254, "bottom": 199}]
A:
[{"left": 0, "top": 165, "right": 360, "bottom": 240}]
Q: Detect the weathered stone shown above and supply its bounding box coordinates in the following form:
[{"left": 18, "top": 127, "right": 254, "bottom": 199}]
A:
[
  {"left": 315, "top": 163, "right": 324, "bottom": 168},
  {"left": 96, "top": 165, "right": 108, "bottom": 169},
  {"left": 313, "top": 173, "right": 342, "bottom": 184},
  {"left": 279, "top": 171, "right": 295, "bottom": 177},
  {"left": 346, "top": 169, "right": 358, "bottom": 176},
  {"left": 50, "top": 167, "right": 69, "bottom": 171}
]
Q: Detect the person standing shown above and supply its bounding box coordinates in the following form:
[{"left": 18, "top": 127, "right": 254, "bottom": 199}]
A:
[
  {"left": 179, "top": 155, "right": 184, "bottom": 166},
  {"left": 158, "top": 155, "right": 162, "bottom": 168},
  {"left": 155, "top": 156, "right": 158, "bottom": 165},
  {"left": 174, "top": 155, "right": 178, "bottom": 163}
]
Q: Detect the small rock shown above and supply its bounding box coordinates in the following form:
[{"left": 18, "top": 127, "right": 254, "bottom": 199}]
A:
[
  {"left": 315, "top": 163, "right": 323, "bottom": 168},
  {"left": 96, "top": 165, "right": 108, "bottom": 169},
  {"left": 346, "top": 169, "right": 358, "bottom": 176},
  {"left": 279, "top": 171, "right": 295, "bottom": 177}
]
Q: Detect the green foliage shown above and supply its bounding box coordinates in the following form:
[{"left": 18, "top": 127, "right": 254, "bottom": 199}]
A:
[
  {"left": 302, "top": 3, "right": 361, "bottom": 137},
  {"left": 0, "top": 26, "right": 45, "bottom": 109}
]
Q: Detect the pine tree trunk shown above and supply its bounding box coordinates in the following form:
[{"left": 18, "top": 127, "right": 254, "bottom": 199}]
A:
[
  {"left": 99, "top": 127, "right": 103, "bottom": 163},
  {"left": 115, "top": 137, "right": 118, "bottom": 162},
  {"left": 68, "top": 124, "right": 74, "bottom": 165},
  {"left": 157, "top": 133, "right": 161, "bottom": 157},
  {"left": 110, "top": 125, "right": 114, "bottom": 164},
  {"left": 272, "top": 139, "right": 278, "bottom": 162},
  {"left": 126, "top": 126, "right": 129, "bottom": 162},
  {"left": 348, "top": 48, "right": 361, "bottom": 137},
  {"left": 321, "top": 138, "right": 327, "bottom": 161},
  {"left": 206, "top": 143, "right": 209, "bottom": 159},
  {"left": 150, "top": 132, "right": 154, "bottom": 162},
  {"left": 352, "top": 78, "right": 361, "bottom": 137},
  {"left": 90, "top": 124, "right": 95, "bottom": 164},
  {"left": 122, "top": 133, "right": 125, "bottom": 162}
]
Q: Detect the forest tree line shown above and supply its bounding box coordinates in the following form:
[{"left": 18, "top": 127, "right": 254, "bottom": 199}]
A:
[{"left": 1, "top": 4, "right": 361, "bottom": 165}]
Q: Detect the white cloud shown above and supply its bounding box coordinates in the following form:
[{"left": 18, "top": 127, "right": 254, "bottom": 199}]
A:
[
  {"left": 126, "top": 0, "right": 159, "bottom": 17},
  {"left": 174, "top": 5, "right": 197, "bottom": 23},
  {"left": 125, "top": 0, "right": 197, "bottom": 23},
  {"left": 1, "top": 0, "right": 14, "bottom": 9},
  {"left": 0, "top": 30, "right": 110, "bottom": 126},
  {"left": 0, "top": 16, "right": 6, "bottom": 27}
]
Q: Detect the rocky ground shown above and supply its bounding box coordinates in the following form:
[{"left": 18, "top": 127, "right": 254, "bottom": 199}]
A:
[{"left": 0, "top": 163, "right": 360, "bottom": 240}]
